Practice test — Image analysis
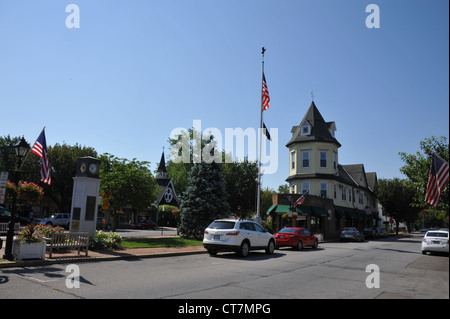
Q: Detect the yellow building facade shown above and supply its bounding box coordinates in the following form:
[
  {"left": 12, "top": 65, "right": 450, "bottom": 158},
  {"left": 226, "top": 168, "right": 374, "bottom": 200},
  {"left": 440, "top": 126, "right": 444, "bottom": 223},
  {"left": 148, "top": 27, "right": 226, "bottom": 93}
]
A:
[{"left": 286, "top": 101, "right": 379, "bottom": 222}]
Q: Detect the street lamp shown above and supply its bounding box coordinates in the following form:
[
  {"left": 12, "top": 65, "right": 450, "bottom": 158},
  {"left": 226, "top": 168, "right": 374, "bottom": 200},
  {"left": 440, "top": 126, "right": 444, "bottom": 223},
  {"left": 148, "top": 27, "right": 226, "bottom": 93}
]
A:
[{"left": 2, "top": 136, "right": 30, "bottom": 260}]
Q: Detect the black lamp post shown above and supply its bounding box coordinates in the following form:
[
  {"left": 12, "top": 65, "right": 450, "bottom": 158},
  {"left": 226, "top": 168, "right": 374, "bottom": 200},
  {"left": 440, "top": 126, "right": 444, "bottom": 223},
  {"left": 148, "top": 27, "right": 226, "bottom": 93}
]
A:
[{"left": 3, "top": 137, "right": 30, "bottom": 260}]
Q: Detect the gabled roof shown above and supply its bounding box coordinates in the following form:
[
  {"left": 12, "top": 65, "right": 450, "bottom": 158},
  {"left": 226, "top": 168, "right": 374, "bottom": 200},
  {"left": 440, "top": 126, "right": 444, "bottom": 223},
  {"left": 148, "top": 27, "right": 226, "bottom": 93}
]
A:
[
  {"left": 286, "top": 101, "right": 341, "bottom": 148},
  {"left": 342, "top": 164, "right": 368, "bottom": 188}
]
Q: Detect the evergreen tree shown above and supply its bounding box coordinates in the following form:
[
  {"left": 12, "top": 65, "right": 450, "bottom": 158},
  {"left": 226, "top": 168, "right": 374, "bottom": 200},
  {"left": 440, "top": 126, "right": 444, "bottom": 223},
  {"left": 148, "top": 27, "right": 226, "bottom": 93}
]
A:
[{"left": 178, "top": 162, "right": 230, "bottom": 239}]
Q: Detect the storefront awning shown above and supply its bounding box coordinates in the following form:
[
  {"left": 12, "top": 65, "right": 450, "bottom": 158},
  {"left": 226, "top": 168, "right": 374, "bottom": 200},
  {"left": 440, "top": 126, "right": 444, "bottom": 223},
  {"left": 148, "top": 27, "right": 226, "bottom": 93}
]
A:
[
  {"left": 266, "top": 205, "right": 291, "bottom": 215},
  {"left": 310, "top": 206, "right": 330, "bottom": 217}
]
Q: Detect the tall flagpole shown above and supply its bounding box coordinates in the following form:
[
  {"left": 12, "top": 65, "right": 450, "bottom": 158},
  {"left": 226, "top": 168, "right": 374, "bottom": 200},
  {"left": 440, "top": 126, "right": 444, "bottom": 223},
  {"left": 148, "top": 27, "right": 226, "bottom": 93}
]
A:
[{"left": 256, "top": 47, "right": 266, "bottom": 224}]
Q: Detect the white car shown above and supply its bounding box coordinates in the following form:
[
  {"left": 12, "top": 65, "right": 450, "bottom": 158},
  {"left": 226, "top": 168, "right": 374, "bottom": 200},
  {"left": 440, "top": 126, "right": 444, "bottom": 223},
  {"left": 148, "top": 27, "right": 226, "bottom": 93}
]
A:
[
  {"left": 203, "top": 219, "right": 276, "bottom": 257},
  {"left": 35, "top": 213, "right": 71, "bottom": 228},
  {"left": 421, "top": 230, "right": 449, "bottom": 255}
]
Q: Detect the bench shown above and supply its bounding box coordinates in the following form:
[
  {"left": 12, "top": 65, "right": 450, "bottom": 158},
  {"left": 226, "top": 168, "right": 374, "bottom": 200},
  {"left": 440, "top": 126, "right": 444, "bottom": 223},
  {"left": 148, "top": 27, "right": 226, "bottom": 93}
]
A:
[{"left": 46, "top": 232, "right": 90, "bottom": 258}]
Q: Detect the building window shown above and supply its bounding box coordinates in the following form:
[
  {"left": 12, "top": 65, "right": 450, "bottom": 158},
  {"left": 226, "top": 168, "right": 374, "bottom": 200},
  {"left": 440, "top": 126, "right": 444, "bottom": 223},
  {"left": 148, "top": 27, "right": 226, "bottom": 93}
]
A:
[
  {"left": 320, "top": 151, "right": 327, "bottom": 168},
  {"left": 291, "top": 151, "right": 296, "bottom": 170},
  {"left": 320, "top": 182, "right": 328, "bottom": 198},
  {"left": 334, "top": 184, "right": 337, "bottom": 199},
  {"left": 342, "top": 187, "right": 347, "bottom": 201},
  {"left": 333, "top": 152, "right": 337, "bottom": 169},
  {"left": 290, "top": 183, "right": 296, "bottom": 194},
  {"left": 359, "top": 191, "right": 364, "bottom": 205},
  {"left": 301, "top": 151, "right": 310, "bottom": 168},
  {"left": 301, "top": 124, "right": 310, "bottom": 136},
  {"left": 301, "top": 181, "right": 310, "bottom": 194}
]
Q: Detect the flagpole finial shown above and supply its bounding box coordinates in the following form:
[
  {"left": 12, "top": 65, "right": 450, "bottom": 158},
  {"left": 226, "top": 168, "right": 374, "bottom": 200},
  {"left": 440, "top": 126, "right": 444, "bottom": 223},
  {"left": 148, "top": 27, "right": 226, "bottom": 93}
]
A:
[{"left": 261, "top": 47, "right": 266, "bottom": 55}]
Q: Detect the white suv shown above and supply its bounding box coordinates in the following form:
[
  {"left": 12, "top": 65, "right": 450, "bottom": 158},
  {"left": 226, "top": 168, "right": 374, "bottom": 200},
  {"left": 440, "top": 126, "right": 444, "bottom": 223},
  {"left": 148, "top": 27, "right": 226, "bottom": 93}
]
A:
[{"left": 203, "top": 219, "right": 275, "bottom": 257}]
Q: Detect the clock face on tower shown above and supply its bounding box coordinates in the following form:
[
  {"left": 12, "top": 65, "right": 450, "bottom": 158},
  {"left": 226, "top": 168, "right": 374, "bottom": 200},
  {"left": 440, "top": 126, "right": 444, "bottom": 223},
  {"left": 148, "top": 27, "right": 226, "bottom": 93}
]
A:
[
  {"left": 89, "top": 163, "right": 99, "bottom": 175},
  {"left": 79, "top": 162, "right": 87, "bottom": 174},
  {"left": 76, "top": 157, "right": 100, "bottom": 178}
]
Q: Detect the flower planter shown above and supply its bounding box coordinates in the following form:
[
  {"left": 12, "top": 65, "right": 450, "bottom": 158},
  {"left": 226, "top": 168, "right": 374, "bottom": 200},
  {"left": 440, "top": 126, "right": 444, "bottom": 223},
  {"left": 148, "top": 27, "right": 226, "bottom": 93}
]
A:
[
  {"left": 12, "top": 240, "right": 46, "bottom": 262},
  {"left": 314, "top": 233, "right": 323, "bottom": 242}
]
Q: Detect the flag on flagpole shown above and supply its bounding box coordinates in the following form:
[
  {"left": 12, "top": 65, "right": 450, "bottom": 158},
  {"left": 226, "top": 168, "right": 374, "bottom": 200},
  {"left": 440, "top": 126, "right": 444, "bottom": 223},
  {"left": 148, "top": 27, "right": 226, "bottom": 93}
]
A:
[
  {"left": 31, "top": 128, "right": 51, "bottom": 185},
  {"left": 425, "top": 152, "right": 449, "bottom": 208},
  {"left": 262, "top": 72, "right": 270, "bottom": 111},
  {"left": 263, "top": 122, "right": 271, "bottom": 141},
  {"left": 293, "top": 190, "right": 308, "bottom": 208}
]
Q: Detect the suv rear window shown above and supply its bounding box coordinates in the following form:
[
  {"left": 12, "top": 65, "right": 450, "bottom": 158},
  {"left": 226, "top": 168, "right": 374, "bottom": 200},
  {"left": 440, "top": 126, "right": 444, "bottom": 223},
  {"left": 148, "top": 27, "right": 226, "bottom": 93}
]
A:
[
  {"left": 208, "top": 221, "right": 236, "bottom": 230},
  {"left": 426, "top": 232, "right": 448, "bottom": 238}
]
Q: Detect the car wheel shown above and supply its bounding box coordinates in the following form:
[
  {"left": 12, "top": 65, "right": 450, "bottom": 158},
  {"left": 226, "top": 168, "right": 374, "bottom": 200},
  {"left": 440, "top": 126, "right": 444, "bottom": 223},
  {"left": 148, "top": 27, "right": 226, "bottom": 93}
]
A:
[
  {"left": 207, "top": 249, "right": 218, "bottom": 256},
  {"left": 266, "top": 240, "right": 275, "bottom": 254},
  {"left": 297, "top": 240, "right": 303, "bottom": 250},
  {"left": 312, "top": 239, "right": 318, "bottom": 249},
  {"left": 422, "top": 250, "right": 427, "bottom": 255},
  {"left": 239, "top": 241, "right": 250, "bottom": 257}
]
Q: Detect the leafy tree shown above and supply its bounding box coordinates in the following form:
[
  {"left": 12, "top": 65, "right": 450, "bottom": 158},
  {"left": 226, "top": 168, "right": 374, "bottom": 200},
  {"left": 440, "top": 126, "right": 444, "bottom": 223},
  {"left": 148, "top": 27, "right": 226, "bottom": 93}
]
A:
[
  {"left": 178, "top": 162, "right": 230, "bottom": 239},
  {"left": 0, "top": 135, "right": 21, "bottom": 171},
  {"left": 399, "top": 136, "right": 448, "bottom": 226},
  {"left": 1, "top": 137, "right": 97, "bottom": 213},
  {"left": 222, "top": 160, "right": 258, "bottom": 219},
  {"left": 375, "top": 178, "right": 421, "bottom": 235},
  {"left": 100, "top": 154, "right": 158, "bottom": 231},
  {"left": 277, "top": 184, "right": 289, "bottom": 194}
]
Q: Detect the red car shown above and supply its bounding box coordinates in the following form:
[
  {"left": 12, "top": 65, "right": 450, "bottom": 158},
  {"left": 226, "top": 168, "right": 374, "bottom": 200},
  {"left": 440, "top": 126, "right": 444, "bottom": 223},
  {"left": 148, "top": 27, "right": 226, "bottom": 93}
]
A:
[
  {"left": 132, "top": 220, "right": 157, "bottom": 230},
  {"left": 274, "top": 227, "right": 319, "bottom": 250}
]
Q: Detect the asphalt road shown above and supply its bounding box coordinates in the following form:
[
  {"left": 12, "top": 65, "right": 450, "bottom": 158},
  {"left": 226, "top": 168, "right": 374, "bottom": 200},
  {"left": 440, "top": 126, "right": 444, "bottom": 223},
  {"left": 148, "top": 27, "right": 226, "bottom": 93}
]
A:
[{"left": 0, "top": 234, "right": 448, "bottom": 300}]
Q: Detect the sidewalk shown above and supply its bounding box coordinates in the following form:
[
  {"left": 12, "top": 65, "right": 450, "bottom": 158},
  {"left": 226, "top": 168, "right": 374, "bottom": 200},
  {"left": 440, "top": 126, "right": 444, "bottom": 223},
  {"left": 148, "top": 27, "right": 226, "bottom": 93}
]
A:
[{"left": 0, "top": 243, "right": 206, "bottom": 269}]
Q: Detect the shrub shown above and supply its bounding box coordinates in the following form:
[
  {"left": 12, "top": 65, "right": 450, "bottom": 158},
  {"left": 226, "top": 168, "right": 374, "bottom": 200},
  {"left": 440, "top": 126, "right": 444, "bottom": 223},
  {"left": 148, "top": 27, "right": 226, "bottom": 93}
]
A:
[{"left": 89, "top": 230, "right": 122, "bottom": 250}]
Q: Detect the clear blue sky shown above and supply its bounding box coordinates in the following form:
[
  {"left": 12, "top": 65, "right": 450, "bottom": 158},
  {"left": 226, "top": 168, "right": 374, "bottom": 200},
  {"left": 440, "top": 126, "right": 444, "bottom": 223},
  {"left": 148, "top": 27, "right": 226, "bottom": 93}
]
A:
[{"left": 1, "top": 0, "right": 448, "bottom": 191}]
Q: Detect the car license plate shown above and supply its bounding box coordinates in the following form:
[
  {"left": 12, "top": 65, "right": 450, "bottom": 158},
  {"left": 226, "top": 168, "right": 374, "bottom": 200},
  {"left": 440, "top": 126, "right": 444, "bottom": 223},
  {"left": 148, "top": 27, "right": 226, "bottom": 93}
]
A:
[
  {"left": 432, "top": 241, "right": 441, "bottom": 245},
  {"left": 279, "top": 235, "right": 285, "bottom": 238},
  {"left": 213, "top": 235, "right": 220, "bottom": 240}
]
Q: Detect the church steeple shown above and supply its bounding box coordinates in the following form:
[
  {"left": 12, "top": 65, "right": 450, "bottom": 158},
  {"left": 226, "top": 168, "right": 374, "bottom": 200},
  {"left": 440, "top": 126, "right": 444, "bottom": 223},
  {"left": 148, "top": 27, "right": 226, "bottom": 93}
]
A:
[{"left": 157, "top": 150, "right": 167, "bottom": 179}]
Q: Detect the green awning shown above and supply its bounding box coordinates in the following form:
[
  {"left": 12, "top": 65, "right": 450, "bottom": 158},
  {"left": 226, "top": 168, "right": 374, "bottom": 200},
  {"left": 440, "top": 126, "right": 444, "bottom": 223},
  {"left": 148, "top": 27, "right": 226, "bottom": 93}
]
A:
[
  {"left": 266, "top": 205, "right": 277, "bottom": 215},
  {"left": 295, "top": 205, "right": 312, "bottom": 216},
  {"left": 335, "top": 208, "right": 346, "bottom": 218},
  {"left": 310, "top": 206, "right": 330, "bottom": 217},
  {"left": 266, "top": 205, "right": 291, "bottom": 215}
]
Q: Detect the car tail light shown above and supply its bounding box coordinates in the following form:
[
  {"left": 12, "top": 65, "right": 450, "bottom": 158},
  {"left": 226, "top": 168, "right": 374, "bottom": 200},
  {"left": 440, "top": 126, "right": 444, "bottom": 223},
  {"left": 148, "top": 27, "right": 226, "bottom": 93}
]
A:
[
  {"left": 226, "top": 231, "right": 240, "bottom": 236},
  {"left": 204, "top": 230, "right": 209, "bottom": 234}
]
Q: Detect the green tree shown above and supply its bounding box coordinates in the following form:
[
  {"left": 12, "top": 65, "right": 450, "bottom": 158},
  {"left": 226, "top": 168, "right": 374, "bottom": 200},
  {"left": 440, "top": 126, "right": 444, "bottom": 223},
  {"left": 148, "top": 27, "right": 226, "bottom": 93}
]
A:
[
  {"left": 277, "top": 184, "right": 289, "bottom": 194},
  {"left": 222, "top": 160, "right": 258, "bottom": 219},
  {"left": 0, "top": 135, "right": 21, "bottom": 172},
  {"left": 178, "top": 162, "right": 230, "bottom": 239},
  {"left": 399, "top": 136, "right": 449, "bottom": 226},
  {"left": 100, "top": 154, "right": 159, "bottom": 231},
  {"left": 375, "top": 178, "right": 421, "bottom": 235},
  {"left": 1, "top": 137, "right": 97, "bottom": 212}
]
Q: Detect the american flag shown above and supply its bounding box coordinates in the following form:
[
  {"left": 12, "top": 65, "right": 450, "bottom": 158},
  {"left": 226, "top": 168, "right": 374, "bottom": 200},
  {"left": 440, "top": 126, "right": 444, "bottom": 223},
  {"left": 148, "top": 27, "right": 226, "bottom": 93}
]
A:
[
  {"left": 425, "top": 152, "right": 449, "bottom": 208},
  {"left": 293, "top": 190, "right": 308, "bottom": 208},
  {"left": 31, "top": 128, "right": 51, "bottom": 185},
  {"left": 262, "top": 72, "right": 270, "bottom": 111}
]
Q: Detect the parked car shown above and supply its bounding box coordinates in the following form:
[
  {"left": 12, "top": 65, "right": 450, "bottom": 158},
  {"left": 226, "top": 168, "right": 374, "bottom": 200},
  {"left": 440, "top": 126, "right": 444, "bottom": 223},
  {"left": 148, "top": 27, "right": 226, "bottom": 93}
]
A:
[
  {"left": 421, "top": 230, "right": 449, "bottom": 255},
  {"left": 97, "top": 217, "right": 112, "bottom": 230},
  {"left": 34, "top": 213, "right": 71, "bottom": 229},
  {"left": 203, "top": 219, "right": 275, "bottom": 257},
  {"left": 340, "top": 227, "right": 364, "bottom": 242},
  {"left": 132, "top": 219, "right": 157, "bottom": 230},
  {"left": 363, "top": 227, "right": 376, "bottom": 240},
  {"left": 374, "top": 227, "right": 388, "bottom": 238},
  {"left": 274, "top": 227, "right": 319, "bottom": 250},
  {"left": 0, "top": 206, "right": 30, "bottom": 226}
]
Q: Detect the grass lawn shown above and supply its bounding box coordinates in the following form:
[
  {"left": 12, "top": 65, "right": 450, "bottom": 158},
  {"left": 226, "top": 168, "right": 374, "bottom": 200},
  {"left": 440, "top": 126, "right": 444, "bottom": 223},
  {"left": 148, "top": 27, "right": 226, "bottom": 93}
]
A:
[{"left": 122, "top": 237, "right": 203, "bottom": 249}]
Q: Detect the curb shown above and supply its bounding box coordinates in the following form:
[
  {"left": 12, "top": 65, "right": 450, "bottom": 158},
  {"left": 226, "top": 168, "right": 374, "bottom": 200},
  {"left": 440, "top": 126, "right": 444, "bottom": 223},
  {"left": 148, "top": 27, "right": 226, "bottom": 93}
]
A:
[{"left": 0, "top": 248, "right": 207, "bottom": 269}]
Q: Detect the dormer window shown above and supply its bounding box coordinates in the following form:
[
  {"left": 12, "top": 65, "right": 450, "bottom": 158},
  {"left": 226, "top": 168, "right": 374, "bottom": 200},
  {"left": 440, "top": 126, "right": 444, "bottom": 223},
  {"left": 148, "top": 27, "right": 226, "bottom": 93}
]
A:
[{"left": 301, "top": 122, "right": 311, "bottom": 136}]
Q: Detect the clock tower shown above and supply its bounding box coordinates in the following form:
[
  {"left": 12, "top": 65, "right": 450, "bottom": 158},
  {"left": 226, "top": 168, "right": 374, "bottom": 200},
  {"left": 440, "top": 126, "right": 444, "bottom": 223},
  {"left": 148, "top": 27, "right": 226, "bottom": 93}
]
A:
[{"left": 70, "top": 157, "right": 101, "bottom": 238}]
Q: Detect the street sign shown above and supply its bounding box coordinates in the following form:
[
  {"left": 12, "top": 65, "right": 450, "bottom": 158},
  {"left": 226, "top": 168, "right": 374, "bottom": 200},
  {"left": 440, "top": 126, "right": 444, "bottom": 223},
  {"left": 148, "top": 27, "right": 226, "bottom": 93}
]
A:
[{"left": 0, "top": 172, "right": 8, "bottom": 204}]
